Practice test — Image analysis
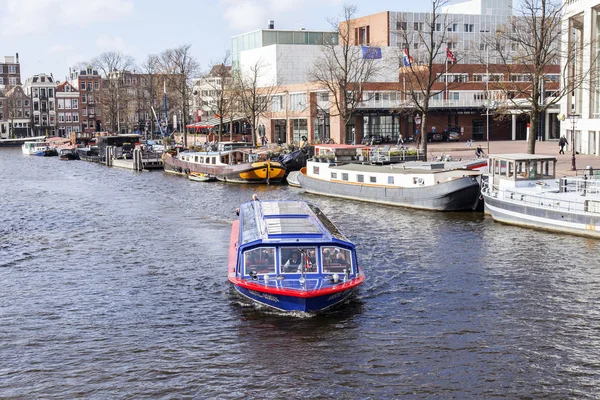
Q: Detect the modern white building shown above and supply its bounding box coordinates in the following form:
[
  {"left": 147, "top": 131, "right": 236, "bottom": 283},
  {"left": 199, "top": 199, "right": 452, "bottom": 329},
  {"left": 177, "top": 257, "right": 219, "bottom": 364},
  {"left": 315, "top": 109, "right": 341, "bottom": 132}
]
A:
[{"left": 559, "top": 0, "right": 600, "bottom": 156}]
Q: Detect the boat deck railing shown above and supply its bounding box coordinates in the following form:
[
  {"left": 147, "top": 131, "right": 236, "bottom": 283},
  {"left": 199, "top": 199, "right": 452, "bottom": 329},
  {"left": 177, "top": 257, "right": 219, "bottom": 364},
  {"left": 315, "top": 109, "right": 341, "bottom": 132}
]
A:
[
  {"left": 483, "top": 176, "right": 600, "bottom": 213},
  {"left": 369, "top": 146, "right": 425, "bottom": 163}
]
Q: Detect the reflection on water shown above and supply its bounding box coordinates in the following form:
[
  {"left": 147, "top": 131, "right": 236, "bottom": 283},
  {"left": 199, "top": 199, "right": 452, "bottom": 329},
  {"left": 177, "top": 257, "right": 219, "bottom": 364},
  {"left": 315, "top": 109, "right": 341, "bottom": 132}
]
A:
[{"left": 1, "top": 147, "right": 600, "bottom": 398}]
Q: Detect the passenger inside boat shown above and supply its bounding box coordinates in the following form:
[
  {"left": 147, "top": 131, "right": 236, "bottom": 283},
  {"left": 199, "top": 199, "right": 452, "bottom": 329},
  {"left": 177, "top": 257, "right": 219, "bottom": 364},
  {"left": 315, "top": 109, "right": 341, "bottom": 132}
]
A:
[
  {"left": 244, "top": 247, "right": 276, "bottom": 275},
  {"left": 322, "top": 246, "right": 352, "bottom": 274},
  {"left": 281, "top": 247, "right": 317, "bottom": 273}
]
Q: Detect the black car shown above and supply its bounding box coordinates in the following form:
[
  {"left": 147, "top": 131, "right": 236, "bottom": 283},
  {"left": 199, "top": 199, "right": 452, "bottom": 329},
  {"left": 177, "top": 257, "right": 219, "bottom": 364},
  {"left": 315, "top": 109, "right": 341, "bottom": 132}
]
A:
[
  {"left": 427, "top": 132, "right": 445, "bottom": 142},
  {"left": 361, "top": 135, "right": 384, "bottom": 145}
]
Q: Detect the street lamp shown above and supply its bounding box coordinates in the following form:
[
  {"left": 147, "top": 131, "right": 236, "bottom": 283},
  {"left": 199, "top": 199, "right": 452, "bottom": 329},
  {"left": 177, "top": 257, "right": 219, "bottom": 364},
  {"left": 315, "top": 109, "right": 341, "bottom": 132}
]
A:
[
  {"left": 568, "top": 113, "right": 579, "bottom": 171},
  {"left": 557, "top": 112, "right": 579, "bottom": 171}
]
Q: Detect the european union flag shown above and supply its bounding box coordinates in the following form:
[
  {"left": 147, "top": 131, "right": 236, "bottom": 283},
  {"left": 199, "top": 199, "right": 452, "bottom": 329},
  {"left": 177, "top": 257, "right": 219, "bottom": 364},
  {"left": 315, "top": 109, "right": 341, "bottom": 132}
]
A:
[{"left": 362, "top": 46, "right": 382, "bottom": 60}]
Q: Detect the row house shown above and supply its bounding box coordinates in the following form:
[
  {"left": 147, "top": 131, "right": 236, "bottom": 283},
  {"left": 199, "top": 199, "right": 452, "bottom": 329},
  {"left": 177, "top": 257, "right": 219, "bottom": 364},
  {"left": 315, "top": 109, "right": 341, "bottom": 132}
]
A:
[
  {"left": 56, "top": 81, "right": 80, "bottom": 138},
  {"left": 3, "top": 85, "right": 32, "bottom": 137},
  {"left": 24, "top": 73, "right": 57, "bottom": 136},
  {"left": 0, "top": 54, "right": 21, "bottom": 89},
  {"left": 69, "top": 67, "right": 103, "bottom": 139}
]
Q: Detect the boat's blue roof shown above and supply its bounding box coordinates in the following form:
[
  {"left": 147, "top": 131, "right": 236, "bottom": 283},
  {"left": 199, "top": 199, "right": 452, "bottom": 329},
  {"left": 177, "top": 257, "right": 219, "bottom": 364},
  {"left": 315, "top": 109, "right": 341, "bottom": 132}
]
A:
[{"left": 238, "top": 200, "right": 351, "bottom": 247}]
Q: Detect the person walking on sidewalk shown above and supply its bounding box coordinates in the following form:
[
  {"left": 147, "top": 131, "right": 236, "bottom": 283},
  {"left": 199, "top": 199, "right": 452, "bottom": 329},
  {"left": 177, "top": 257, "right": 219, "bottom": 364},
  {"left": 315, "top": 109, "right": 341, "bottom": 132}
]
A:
[{"left": 559, "top": 136, "right": 568, "bottom": 154}]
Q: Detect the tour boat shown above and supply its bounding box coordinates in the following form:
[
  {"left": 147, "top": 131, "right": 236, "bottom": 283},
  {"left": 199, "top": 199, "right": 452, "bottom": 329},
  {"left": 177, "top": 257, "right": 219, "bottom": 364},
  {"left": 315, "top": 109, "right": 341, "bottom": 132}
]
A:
[
  {"left": 164, "top": 142, "right": 286, "bottom": 184},
  {"left": 228, "top": 197, "right": 365, "bottom": 313},
  {"left": 481, "top": 154, "right": 600, "bottom": 238},
  {"left": 297, "top": 158, "right": 482, "bottom": 211},
  {"left": 22, "top": 141, "right": 51, "bottom": 156},
  {"left": 187, "top": 172, "right": 215, "bottom": 182}
]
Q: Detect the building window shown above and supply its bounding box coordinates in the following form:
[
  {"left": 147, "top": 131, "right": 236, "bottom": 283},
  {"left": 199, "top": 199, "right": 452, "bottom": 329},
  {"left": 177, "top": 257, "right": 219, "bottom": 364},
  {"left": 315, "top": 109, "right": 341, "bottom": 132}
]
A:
[
  {"left": 397, "top": 21, "right": 407, "bottom": 31},
  {"left": 270, "top": 95, "right": 286, "bottom": 112},
  {"left": 58, "top": 99, "right": 64, "bottom": 109},
  {"left": 58, "top": 113, "right": 65, "bottom": 122},
  {"left": 464, "top": 24, "right": 474, "bottom": 32},
  {"left": 81, "top": 94, "right": 87, "bottom": 103},
  {"left": 414, "top": 22, "right": 423, "bottom": 31},
  {"left": 82, "top": 108, "right": 87, "bottom": 116},
  {"left": 8, "top": 65, "right": 16, "bottom": 74},
  {"left": 94, "top": 81, "right": 99, "bottom": 90},
  {"left": 290, "top": 93, "right": 307, "bottom": 111},
  {"left": 80, "top": 82, "right": 86, "bottom": 90},
  {"left": 73, "top": 113, "right": 79, "bottom": 122},
  {"left": 9, "top": 77, "right": 16, "bottom": 85},
  {"left": 0, "top": 77, "right": 3, "bottom": 85},
  {"left": 72, "top": 99, "right": 78, "bottom": 109},
  {"left": 448, "top": 23, "right": 457, "bottom": 32}
]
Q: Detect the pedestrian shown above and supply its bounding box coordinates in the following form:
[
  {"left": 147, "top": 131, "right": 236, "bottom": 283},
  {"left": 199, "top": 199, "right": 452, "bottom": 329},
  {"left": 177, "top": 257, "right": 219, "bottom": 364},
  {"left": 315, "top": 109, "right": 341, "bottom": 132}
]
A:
[
  {"left": 559, "top": 135, "right": 568, "bottom": 154},
  {"left": 397, "top": 134, "right": 404, "bottom": 147},
  {"left": 475, "top": 145, "right": 486, "bottom": 159}
]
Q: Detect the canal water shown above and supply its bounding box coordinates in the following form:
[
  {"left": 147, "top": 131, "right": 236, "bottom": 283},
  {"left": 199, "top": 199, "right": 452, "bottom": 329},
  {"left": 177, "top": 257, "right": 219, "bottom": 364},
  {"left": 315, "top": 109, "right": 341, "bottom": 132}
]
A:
[{"left": 1, "top": 147, "right": 600, "bottom": 399}]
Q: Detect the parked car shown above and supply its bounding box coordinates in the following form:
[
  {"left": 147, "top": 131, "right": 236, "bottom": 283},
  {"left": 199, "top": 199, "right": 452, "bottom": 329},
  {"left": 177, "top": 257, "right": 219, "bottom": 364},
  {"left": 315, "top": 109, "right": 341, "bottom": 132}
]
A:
[
  {"left": 447, "top": 131, "right": 460, "bottom": 142},
  {"left": 361, "top": 135, "right": 384, "bottom": 145},
  {"left": 428, "top": 132, "right": 445, "bottom": 142}
]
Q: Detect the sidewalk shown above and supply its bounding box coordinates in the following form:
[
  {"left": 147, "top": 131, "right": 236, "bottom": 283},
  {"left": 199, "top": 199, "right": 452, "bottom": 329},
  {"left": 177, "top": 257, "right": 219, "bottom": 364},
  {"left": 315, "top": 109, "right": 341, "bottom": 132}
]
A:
[{"left": 425, "top": 140, "right": 600, "bottom": 177}]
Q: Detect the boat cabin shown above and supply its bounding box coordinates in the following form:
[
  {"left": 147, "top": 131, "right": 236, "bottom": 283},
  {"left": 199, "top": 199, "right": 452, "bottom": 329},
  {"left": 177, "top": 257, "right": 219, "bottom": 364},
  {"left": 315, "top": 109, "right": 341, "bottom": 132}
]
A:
[
  {"left": 487, "top": 154, "right": 557, "bottom": 189},
  {"left": 236, "top": 200, "right": 357, "bottom": 280}
]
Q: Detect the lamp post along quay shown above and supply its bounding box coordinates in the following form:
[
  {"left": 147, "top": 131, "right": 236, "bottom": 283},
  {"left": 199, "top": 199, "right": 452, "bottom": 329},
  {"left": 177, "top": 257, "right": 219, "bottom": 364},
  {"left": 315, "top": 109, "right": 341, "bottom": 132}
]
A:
[
  {"left": 557, "top": 112, "right": 580, "bottom": 171},
  {"left": 568, "top": 113, "right": 579, "bottom": 171}
]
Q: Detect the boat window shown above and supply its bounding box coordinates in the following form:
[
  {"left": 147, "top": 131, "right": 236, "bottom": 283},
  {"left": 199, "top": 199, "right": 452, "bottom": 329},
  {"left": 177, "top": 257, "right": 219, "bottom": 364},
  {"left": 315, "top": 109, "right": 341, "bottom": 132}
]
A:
[
  {"left": 331, "top": 172, "right": 337, "bottom": 179},
  {"left": 370, "top": 176, "right": 376, "bottom": 183},
  {"left": 280, "top": 246, "right": 317, "bottom": 274},
  {"left": 212, "top": 157, "right": 216, "bottom": 164},
  {"left": 200, "top": 157, "right": 204, "bottom": 163},
  {"left": 388, "top": 176, "right": 394, "bottom": 184},
  {"left": 342, "top": 173, "right": 349, "bottom": 181},
  {"left": 357, "top": 174, "right": 364, "bottom": 183},
  {"left": 195, "top": 156, "right": 198, "bottom": 162},
  {"left": 322, "top": 246, "right": 352, "bottom": 274},
  {"left": 244, "top": 247, "right": 276, "bottom": 275},
  {"left": 313, "top": 166, "right": 320, "bottom": 174}
]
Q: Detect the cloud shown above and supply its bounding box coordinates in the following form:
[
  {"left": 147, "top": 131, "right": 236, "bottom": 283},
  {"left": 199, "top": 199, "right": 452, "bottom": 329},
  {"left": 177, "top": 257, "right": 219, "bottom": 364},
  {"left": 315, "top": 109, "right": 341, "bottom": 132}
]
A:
[
  {"left": 96, "top": 35, "right": 130, "bottom": 53},
  {"left": 220, "top": 0, "right": 344, "bottom": 32},
  {"left": 47, "top": 44, "right": 75, "bottom": 54},
  {"left": 0, "top": 0, "right": 134, "bottom": 37}
]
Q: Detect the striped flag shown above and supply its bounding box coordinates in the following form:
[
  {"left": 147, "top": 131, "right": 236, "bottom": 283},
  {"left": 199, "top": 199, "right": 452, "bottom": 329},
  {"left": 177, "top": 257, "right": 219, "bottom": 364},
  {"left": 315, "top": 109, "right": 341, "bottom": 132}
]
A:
[
  {"left": 446, "top": 47, "right": 457, "bottom": 63},
  {"left": 403, "top": 48, "right": 414, "bottom": 67}
]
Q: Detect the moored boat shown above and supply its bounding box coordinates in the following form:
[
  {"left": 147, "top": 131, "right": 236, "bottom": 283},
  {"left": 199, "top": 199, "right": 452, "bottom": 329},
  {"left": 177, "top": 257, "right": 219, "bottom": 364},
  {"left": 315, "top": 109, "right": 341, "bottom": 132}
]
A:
[
  {"left": 297, "top": 159, "right": 482, "bottom": 211},
  {"left": 164, "top": 143, "right": 286, "bottom": 184},
  {"left": 22, "top": 141, "right": 51, "bottom": 156},
  {"left": 228, "top": 197, "right": 365, "bottom": 313},
  {"left": 481, "top": 153, "right": 600, "bottom": 238},
  {"left": 286, "top": 170, "right": 301, "bottom": 187}
]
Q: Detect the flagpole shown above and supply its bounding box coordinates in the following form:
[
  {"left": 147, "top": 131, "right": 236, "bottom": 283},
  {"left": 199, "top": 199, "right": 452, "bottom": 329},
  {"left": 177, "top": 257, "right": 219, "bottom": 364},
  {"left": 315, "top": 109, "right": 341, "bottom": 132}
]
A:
[{"left": 445, "top": 50, "right": 448, "bottom": 103}]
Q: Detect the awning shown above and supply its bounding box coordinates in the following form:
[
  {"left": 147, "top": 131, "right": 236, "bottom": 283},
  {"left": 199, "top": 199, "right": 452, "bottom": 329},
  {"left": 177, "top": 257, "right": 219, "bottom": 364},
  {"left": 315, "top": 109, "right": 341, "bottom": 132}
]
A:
[{"left": 186, "top": 115, "right": 246, "bottom": 131}]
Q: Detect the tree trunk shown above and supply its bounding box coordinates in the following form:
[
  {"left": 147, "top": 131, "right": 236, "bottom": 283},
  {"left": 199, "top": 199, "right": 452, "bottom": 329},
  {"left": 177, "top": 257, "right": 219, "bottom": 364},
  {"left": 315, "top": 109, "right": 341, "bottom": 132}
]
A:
[
  {"left": 420, "top": 113, "right": 428, "bottom": 162},
  {"left": 527, "top": 110, "right": 538, "bottom": 154},
  {"left": 218, "top": 116, "right": 223, "bottom": 143}
]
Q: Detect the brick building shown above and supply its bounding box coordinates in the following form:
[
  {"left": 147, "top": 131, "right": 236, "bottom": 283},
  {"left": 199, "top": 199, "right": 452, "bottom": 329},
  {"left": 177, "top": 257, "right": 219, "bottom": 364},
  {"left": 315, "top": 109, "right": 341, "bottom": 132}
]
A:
[
  {"left": 56, "top": 81, "right": 80, "bottom": 138},
  {"left": 69, "top": 67, "right": 103, "bottom": 139}
]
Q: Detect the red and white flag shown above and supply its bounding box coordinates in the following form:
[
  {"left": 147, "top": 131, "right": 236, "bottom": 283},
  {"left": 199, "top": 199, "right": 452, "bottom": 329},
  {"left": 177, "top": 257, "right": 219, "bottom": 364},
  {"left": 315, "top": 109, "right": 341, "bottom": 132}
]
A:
[{"left": 446, "top": 47, "right": 457, "bottom": 63}]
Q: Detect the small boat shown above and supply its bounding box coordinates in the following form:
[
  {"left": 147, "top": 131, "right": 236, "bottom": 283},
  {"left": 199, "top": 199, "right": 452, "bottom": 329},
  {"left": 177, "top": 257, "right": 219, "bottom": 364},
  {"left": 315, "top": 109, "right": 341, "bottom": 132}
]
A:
[
  {"left": 481, "top": 153, "right": 600, "bottom": 238},
  {"left": 228, "top": 197, "right": 365, "bottom": 313},
  {"left": 286, "top": 170, "right": 301, "bottom": 187},
  {"left": 188, "top": 172, "right": 215, "bottom": 182},
  {"left": 22, "top": 141, "right": 50, "bottom": 156},
  {"left": 58, "top": 148, "right": 80, "bottom": 160}
]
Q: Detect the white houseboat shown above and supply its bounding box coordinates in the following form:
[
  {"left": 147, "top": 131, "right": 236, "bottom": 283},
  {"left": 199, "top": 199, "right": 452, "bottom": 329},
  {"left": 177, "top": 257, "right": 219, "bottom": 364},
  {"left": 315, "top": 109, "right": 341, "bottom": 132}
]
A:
[{"left": 481, "top": 154, "right": 600, "bottom": 238}]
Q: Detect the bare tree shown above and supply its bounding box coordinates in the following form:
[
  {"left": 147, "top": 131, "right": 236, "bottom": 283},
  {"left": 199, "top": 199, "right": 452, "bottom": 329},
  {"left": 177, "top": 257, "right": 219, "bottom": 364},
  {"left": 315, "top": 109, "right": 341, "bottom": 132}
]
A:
[
  {"left": 92, "top": 51, "right": 136, "bottom": 133},
  {"left": 157, "top": 44, "right": 200, "bottom": 147},
  {"left": 489, "top": 0, "right": 591, "bottom": 154},
  {"left": 311, "top": 4, "right": 381, "bottom": 144},
  {"left": 139, "top": 54, "right": 162, "bottom": 136},
  {"left": 234, "top": 58, "right": 277, "bottom": 147},
  {"left": 202, "top": 52, "right": 234, "bottom": 142},
  {"left": 397, "top": 0, "right": 456, "bottom": 161}
]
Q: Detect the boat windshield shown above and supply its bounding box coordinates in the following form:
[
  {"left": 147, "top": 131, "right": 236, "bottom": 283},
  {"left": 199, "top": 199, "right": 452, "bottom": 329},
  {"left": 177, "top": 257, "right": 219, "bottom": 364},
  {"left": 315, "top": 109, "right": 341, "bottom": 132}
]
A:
[
  {"left": 243, "top": 247, "right": 276, "bottom": 275},
  {"left": 280, "top": 246, "right": 317, "bottom": 274},
  {"left": 322, "top": 246, "right": 352, "bottom": 274}
]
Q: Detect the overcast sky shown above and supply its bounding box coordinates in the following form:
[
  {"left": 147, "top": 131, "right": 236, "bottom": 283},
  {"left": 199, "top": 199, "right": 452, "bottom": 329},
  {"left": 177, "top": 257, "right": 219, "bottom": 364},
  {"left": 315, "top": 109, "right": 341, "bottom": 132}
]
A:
[{"left": 2, "top": 0, "right": 456, "bottom": 81}]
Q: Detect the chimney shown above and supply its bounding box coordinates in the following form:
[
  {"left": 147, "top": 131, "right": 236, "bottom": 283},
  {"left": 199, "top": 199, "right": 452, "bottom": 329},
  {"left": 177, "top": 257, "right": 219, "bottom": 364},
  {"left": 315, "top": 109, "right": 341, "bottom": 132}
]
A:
[
  {"left": 16, "top": 53, "right": 19, "bottom": 63},
  {"left": 268, "top": 20, "right": 274, "bottom": 29}
]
